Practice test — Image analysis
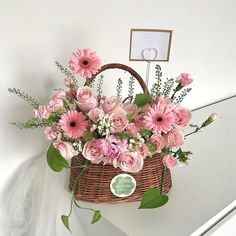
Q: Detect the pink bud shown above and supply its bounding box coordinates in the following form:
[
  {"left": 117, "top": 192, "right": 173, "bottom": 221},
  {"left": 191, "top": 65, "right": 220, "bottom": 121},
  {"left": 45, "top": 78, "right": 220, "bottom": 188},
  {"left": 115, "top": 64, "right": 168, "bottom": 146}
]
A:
[{"left": 163, "top": 155, "right": 177, "bottom": 169}]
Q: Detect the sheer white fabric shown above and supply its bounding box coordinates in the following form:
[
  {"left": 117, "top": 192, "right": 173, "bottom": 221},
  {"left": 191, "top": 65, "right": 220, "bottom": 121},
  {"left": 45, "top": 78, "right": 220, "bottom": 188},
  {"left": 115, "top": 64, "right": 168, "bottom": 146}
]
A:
[
  {"left": 6, "top": 155, "right": 127, "bottom": 236},
  {"left": 6, "top": 155, "right": 85, "bottom": 236}
]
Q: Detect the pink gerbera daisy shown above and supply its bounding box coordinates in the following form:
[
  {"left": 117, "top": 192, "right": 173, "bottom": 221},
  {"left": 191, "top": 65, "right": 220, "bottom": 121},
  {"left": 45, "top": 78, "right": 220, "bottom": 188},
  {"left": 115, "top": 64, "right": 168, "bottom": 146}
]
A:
[
  {"left": 59, "top": 110, "right": 88, "bottom": 138},
  {"left": 144, "top": 104, "right": 175, "bottom": 134},
  {"left": 68, "top": 48, "right": 101, "bottom": 78}
]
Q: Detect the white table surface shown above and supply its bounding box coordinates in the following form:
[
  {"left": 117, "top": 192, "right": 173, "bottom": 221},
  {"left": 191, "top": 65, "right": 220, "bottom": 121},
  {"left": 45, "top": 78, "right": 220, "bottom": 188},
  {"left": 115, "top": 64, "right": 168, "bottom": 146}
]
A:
[{"left": 84, "top": 97, "right": 236, "bottom": 236}]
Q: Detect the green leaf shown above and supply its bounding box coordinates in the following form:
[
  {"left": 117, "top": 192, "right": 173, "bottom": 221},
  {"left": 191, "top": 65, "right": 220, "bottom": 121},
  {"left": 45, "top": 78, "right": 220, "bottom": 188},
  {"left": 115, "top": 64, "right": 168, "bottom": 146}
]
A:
[
  {"left": 134, "top": 93, "right": 152, "bottom": 107},
  {"left": 63, "top": 99, "right": 69, "bottom": 109},
  {"left": 46, "top": 143, "right": 69, "bottom": 172},
  {"left": 91, "top": 210, "right": 101, "bottom": 224},
  {"left": 83, "top": 131, "right": 93, "bottom": 140},
  {"left": 138, "top": 188, "right": 168, "bottom": 209},
  {"left": 148, "top": 142, "right": 157, "bottom": 154},
  {"left": 140, "top": 128, "right": 153, "bottom": 139},
  {"left": 61, "top": 215, "right": 71, "bottom": 232},
  {"left": 175, "top": 83, "right": 183, "bottom": 92},
  {"left": 115, "top": 132, "right": 133, "bottom": 140},
  {"left": 127, "top": 114, "right": 133, "bottom": 122}
]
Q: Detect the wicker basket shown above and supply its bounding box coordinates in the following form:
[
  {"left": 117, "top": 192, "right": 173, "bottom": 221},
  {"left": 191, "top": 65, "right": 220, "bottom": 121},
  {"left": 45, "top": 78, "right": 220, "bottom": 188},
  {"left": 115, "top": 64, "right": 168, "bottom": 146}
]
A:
[{"left": 69, "top": 63, "right": 172, "bottom": 203}]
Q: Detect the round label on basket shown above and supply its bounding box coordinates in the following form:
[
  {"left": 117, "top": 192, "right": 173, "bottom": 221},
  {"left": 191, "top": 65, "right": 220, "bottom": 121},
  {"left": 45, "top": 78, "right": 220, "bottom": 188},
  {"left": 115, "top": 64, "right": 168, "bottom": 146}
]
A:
[{"left": 110, "top": 174, "right": 136, "bottom": 197}]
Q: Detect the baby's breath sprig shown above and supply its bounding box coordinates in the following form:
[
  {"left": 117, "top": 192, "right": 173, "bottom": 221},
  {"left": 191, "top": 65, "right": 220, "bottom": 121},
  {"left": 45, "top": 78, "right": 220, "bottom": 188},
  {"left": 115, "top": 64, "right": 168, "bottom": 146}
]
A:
[
  {"left": 91, "top": 114, "right": 111, "bottom": 137},
  {"left": 116, "top": 78, "right": 123, "bottom": 99},
  {"left": 8, "top": 88, "right": 40, "bottom": 109},
  {"left": 72, "top": 141, "right": 83, "bottom": 155},
  {"left": 128, "top": 133, "right": 145, "bottom": 151},
  {"left": 174, "top": 87, "right": 192, "bottom": 105}
]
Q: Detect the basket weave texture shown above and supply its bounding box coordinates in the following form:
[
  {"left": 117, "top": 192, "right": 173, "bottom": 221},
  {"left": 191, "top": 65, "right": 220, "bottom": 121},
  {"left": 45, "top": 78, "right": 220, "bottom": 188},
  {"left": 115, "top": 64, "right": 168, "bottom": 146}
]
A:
[
  {"left": 70, "top": 154, "right": 172, "bottom": 203},
  {"left": 69, "top": 63, "right": 172, "bottom": 203}
]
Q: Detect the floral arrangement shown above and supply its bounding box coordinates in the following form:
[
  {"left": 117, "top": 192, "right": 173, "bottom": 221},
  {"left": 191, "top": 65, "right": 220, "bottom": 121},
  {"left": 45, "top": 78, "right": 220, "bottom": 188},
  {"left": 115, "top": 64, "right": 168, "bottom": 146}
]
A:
[{"left": 9, "top": 48, "right": 216, "bottom": 231}]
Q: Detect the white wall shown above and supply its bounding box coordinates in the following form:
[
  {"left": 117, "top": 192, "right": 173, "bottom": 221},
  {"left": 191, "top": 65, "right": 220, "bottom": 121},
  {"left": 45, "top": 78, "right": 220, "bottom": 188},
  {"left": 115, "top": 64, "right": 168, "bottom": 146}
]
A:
[{"left": 0, "top": 0, "right": 236, "bottom": 235}]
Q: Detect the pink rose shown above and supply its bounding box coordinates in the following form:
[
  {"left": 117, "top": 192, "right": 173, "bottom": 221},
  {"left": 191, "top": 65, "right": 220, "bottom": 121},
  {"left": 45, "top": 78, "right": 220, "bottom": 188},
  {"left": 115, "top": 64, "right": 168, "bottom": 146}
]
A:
[
  {"left": 165, "top": 129, "right": 184, "bottom": 148},
  {"left": 53, "top": 141, "right": 75, "bottom": 159},
  {"left": 125, "top": 123, "right": 140, "bottom": 136},
  {"left": 163, "top": 155, "right": 177, "bottom": 169},
  {"left": 137, "top": 143, "right": 148, "bottom": 158},
  {"left": 44, "top": 127, "right": 61, "bottom": 140},
  {"left": 123, "top": 103, "right": 139, "bottom": 116},
  {"left": 87, "top": 108, "right": 104, "bottom": 122},
  {"left": 48, "top": 91, "right": 66, "bottom": 112},
  {"left": 113, "top": 151, "right": 144, "bottom": 173},
  {"left": 150, "top": 134, "right": 165, "bottom": 152},
  {"left": 100, "top": 96, "right": 121, "bottom": 113},
  {"left": 76, "top": 86, "right": 97, "bottom": 112},
  {"left": 51, "top": 91, "right": 66, "bottom": 100},
  {"left": 135, "top": 113, "right": 147, "bottom": 129},
  {"left": 173, "top": 106, "right": 192, "bottom": 127},
  {"left": 141, "top": 104, "right": 151, "bottom": 113},
  {"left": 109, "top": 108, "right": 128, "bottom": 132},
  {"left": 82, "top": 139, "right": 104, "bottom": 164},
  {"left": 158, "top": 95, "right": 173, "bottom": 108},
  {"left": 176, "top": 73, "right": 193, "bottom": 87},
  {"left": 34, "top": 105, "right": 51, "bottom": 120}
]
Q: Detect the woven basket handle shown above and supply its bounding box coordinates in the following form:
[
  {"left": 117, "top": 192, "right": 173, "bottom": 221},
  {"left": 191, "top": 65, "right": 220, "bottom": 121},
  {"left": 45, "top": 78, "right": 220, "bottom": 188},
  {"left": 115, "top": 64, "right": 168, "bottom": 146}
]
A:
[{"left": 86, "top": 63, "right": 149, "bottom": 94}]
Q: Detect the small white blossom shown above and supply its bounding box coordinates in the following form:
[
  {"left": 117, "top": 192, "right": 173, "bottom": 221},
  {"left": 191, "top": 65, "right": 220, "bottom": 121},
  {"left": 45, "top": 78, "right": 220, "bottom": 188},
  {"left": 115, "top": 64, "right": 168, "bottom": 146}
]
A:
[{"left": 130, "top": 139, "right": 135, "bottom": 144}]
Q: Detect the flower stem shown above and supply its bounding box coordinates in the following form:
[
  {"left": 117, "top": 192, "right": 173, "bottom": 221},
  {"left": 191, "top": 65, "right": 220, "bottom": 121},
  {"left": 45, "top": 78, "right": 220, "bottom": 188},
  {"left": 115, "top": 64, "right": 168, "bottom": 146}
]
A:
[
  {"left": 72, "top": 159, "right": 89, "bottom": 194},
  {"left": 160, "top": 164, "right": 166, "bottom": 195},
  {"left": 70, "top": 164, "right": 87, "bottom": 169},
  {"left": 171, "top": 84, "right": 182, "bottom": 100},
  {"left": 184, "top": 126, "right": 202, "bottom": 138},
  {"left": 66, "top": 159, "right": 88, "bottom": 217},
  {"left": 73, "top": 198, "right": 96, "bottom": 212}
]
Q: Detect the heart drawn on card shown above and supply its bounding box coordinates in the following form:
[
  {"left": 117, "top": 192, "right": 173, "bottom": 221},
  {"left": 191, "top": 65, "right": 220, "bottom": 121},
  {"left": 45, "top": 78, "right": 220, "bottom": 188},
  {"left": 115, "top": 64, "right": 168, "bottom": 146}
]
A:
[{"left": 141, "top": 48, "right": 158, "bottom": 61}]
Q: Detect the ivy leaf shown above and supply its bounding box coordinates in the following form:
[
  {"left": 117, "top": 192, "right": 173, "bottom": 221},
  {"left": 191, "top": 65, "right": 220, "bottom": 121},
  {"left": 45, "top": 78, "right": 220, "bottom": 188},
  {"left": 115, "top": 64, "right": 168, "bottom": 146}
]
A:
[
  {"left": 134, "top": 93, "right": 152, "bottom": 107},
  {"left": 138, "top": 188, "right": 168, "bottom": 209},
  {"left": 46, "top": 143, "right": 69, "bottom": 172},
  {"left": 91, "top": 210, "right": 101, "bottom": 224},
  {"left": 61, "top": 215, "right": 71, "bottom": 232}
]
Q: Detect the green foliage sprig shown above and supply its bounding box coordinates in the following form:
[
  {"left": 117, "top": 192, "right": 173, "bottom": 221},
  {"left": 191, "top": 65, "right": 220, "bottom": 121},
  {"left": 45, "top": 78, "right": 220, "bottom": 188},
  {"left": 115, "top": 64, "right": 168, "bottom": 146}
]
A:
[
  {"left": 8, "top": 88, "right": 40, "bottom": 109},
  {"left": 174, "top": 148, "right": 192, "bottom": 164},
  {"left": 174, "top": 87, "right": 192, "bottom": 105},
  {"left": 55, "top": 61, "right": 76, "bottom": 81},
  {"left": 151, "top": 64, "right": 162, "bottom": 97},
  {"left": 116, "top": 78, "right": 123, "bottom": 99},
  {"left": 10, "top": 118, "right": 51, "bottom": 129},
  {"left": 97, "top": 75, "right": 104, "bottom": 99},
  {"left": 88, "top": 79, "right": 95, "bottom": 88},
  {"left": 162, "top": 78, "right": 174, "bottom": 97},
  {"left": 128, "top": 76, "right": 135, "bottom": 102}
]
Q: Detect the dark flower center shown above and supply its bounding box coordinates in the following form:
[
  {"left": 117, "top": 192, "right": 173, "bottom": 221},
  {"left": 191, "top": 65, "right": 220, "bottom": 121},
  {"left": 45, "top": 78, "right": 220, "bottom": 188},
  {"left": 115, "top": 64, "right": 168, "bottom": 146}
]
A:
[
  {"left": 156, "top": 117, "right": 163, "bottom": 122},
  {"left": 70, "top": 121, "right": 76, "bottom": 127},
  {"left": 82, "top": 60, "right": 88, "bottom": 65}
]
